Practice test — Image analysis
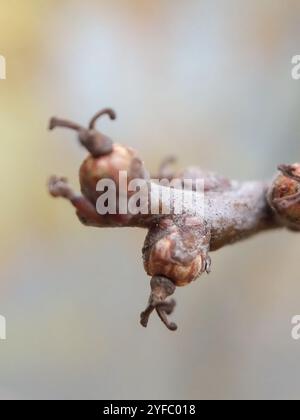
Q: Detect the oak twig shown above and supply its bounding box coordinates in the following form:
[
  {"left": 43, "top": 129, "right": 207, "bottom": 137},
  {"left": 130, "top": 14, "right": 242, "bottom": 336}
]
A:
[{"left": 48, "top": 109, "right": 300, "bottom": 331}]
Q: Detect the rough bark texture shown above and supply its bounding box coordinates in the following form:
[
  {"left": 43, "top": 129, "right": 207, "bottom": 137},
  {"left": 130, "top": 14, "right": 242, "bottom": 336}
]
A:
[{"left": 47, "top": 109, "right": 300, "bottom": 331}]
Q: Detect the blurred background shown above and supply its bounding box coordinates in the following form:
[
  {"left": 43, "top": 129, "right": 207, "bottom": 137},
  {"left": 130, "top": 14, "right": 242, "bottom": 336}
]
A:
[{"left": 1, "top": 0, "right": 300, "bottom": 400}]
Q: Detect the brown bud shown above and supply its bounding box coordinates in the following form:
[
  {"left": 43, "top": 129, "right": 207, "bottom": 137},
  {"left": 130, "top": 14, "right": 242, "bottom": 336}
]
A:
[
  {"left": 143, "top": 223, "right": 203, "bottom": 287},
  {"left": 268, "top": 163, "right": 300, "bottom": 230},
  {"left": 79, "top": 145, "right": 147, "bottom": 205}
]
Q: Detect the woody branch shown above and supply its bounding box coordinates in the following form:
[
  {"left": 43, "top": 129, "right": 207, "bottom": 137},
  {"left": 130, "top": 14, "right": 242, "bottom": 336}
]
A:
[{"left": 47, "top": 108, "right": 300, "bottom": 331}]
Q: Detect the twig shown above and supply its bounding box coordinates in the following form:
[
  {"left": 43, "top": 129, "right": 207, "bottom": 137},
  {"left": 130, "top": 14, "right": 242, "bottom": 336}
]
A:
[{"left": 47, "top": 109, "right": 300, "bottom": 331}]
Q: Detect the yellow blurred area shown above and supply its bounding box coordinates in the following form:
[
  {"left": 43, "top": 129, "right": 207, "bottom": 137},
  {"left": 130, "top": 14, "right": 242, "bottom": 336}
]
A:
[{"left": 1, "top": 0, "right": 300, "bottom": 399}]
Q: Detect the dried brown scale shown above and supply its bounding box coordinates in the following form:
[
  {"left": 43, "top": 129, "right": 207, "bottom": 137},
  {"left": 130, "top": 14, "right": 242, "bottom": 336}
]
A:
[{"left": 48, "top": 108, "right": 300, "bottom": 331}]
